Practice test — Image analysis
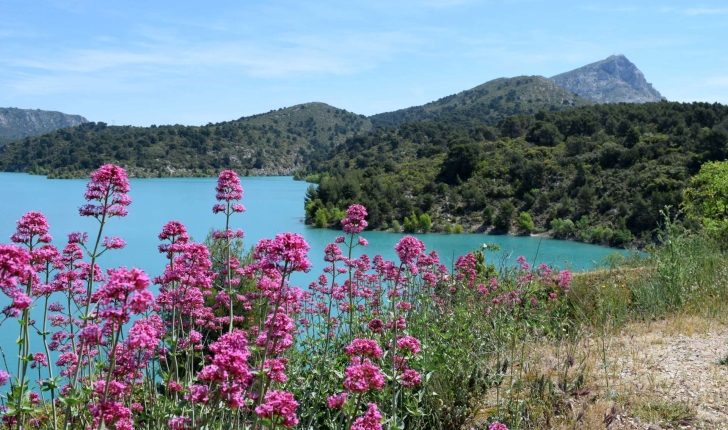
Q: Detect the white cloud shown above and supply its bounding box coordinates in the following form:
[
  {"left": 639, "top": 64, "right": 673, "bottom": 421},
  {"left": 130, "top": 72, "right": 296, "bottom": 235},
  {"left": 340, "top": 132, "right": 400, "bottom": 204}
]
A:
[
  {"left": 1, "top": 28, "right": 424, "bottom": 96},
  {"left": 683, "top": 8, "right": 728, "bottom": 15}
]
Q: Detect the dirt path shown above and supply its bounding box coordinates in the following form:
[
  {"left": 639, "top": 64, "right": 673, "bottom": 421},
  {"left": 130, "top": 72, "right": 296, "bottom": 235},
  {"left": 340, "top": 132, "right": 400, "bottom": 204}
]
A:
[
  {"left": 472, "top": 315, "right": 728, "bottom": 429},
  {"left": 604, "top": 316, "right": 728, "bottom": 429}
]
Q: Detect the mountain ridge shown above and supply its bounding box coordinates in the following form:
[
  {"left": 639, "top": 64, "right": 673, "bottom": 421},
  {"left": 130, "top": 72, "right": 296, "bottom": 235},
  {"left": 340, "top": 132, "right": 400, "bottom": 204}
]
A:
[
  {"left": 0, "top": 107, "right": 88, "bottom": 145},
  {"left": 369, "top": 75, "right": 594, "bottom": 129}
]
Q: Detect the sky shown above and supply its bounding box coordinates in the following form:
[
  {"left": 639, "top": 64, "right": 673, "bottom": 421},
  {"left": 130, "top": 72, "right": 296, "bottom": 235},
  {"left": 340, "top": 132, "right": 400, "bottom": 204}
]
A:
[{"left": 1, "top": 0, "right": 728, "bottom": 126}]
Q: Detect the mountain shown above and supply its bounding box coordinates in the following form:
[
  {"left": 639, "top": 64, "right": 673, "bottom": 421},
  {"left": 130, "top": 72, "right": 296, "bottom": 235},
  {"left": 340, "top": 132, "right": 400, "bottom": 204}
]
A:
[
  {"left": 550, "top": 55, "right": 664, "bottom": 104},
  {"left": 0, "top": 107, "right": 88, "bottom": 145},
  {"left": 0, "top": 102, "right": 371, "bottom": 178},
  {"left": 369, "top": 76, "right": 594, "bottom": 129}
]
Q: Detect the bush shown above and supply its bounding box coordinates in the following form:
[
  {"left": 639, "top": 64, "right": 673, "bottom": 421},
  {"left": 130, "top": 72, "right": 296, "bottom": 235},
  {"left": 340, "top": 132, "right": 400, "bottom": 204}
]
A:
[{"left": 518, "top": 212, "right": 534, "bottom": 234}]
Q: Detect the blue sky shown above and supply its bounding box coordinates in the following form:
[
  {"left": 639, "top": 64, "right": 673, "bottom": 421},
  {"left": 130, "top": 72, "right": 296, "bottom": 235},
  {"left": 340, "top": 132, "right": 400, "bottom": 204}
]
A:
[{"left": 2, "top": 0, "right": 727, "bottom": 126}]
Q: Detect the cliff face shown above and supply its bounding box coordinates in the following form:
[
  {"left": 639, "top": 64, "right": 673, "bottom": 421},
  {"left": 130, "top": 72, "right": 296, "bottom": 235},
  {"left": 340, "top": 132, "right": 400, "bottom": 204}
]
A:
[
  {"left": 0, "top": 108, "right": 88, "bottom": 144},
  {"left": 550, "top": 55, "right": 664, "bottom": 104}
]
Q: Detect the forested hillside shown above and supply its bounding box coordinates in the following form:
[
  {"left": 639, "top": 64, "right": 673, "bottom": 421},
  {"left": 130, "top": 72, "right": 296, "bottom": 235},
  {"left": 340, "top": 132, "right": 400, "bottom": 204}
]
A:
[
  {"left": 369, "top": 76, "right": 592, "bottom": 129},
  {"left": 0, "top": 103, "right": 371, "bottom": 178},
  {"left": 304, "top": 102, "right": 728, "bottom": 246}
]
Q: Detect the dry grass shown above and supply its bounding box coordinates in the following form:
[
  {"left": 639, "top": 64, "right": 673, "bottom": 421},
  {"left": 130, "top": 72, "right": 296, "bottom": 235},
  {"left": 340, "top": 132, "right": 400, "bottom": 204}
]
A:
[{"left": 469, "top": 313, "right": 728, "bottom": 429}]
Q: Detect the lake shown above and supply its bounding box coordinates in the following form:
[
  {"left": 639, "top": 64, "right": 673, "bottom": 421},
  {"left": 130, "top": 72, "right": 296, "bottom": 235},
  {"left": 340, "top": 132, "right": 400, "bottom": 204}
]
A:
[
  {"left": 0, "top": 172, "right": 628, "bottom": 374},
  {"left": 0, "top": 173, "right": 626, "bottom": 280}
]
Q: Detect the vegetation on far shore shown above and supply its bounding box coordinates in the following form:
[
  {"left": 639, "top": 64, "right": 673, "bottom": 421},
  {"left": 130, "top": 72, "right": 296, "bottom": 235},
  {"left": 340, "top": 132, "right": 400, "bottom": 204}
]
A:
[{"left": 303, "top": 101, "right": 728, "bottom": 248}]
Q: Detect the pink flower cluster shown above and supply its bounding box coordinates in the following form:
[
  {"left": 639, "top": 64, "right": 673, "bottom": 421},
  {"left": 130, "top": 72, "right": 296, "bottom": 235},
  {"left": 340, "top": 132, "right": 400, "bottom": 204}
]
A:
[
  {"left": 215, "top": 170, "right": 243, "bottom": 202},
  {"left": 10, "top": 211, "right": 52, "bottom": 246},
  {"left": 341, "top": 204, "right": 368, "bottom": 234},
  {"left": 343, "top": 357, "right": 385, "bottom": 393},
  {"left": 0, "top": 244, "right": 35, "bottom": 317},
  {"left": 254, "top": 390, "right": 299, "bottom": 428},
  {"left": 79, "top": 164, "right": 132, "bottom": 218},
  {"left": 350, "top": 403, "right": 383, "bottom": 430},
  {"left": 193, "top": 329, "right": 252, "bottom": 408}
]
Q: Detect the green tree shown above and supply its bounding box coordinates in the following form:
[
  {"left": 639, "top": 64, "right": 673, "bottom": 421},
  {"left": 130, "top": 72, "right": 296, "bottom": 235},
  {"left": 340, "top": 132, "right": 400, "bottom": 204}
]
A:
[
  {"left": 683, "top": 160, "right": 728, "bottom": 237},
  {"left": 518, "top": 211, "right": 534, "bottom": 234},
  {"left": 403, "top": 213, "right": 418, "bottom": 233},
  {"left": 314, "top": 208, "right": 328, "bottom": 228},
  {"left": 494, "top": 201, "right": 515, "bottom": 232},
  {"left": 418, "top": 213, "right": 432, "bottom": 233},
  {"left": 525, "top": 121, "right": 564, "bottom": 146},
  {"left": 438, "top": 139, "right": 482, "bottom": 184},
  {"left": 482, "top": 206, "right": 494, "bottom": 226}
]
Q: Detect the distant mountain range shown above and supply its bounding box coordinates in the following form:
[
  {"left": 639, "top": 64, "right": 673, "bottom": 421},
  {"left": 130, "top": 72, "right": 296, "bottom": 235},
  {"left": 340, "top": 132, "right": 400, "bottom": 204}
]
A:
[
  {"left": 0, "top": 55, "right": 667, "bottom": 177},
  {"left": 0, "top": 103, "right": 370, "bottom": 178},
  {"left": 550, "top": 55, "right": 664, "bottom": 103},
  {"left": 0, "top": 108, "right": 87, "bottom": 145}
]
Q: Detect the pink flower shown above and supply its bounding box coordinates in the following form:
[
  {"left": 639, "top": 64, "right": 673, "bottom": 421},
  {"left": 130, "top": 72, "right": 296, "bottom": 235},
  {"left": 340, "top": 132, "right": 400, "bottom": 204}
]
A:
[
  {"left": 168, "top": 381, "right": 183, "bottom": 393},
  {"left": 158, "top": 221, "right": 188, "bottom": 242},
  {"left": 212, "top": 228, "right": 244, "bottom": 240},
  {"left": 394, "top": 236, "right": 425, "bottom": 265},
  {"left": 489, "top": 422, "right": 509, "bottom": 430},
  {"left": 253, "top": 233, "right": 311, "bottom": 275},
  {"left": 341, "top": 204, "right": 368, "bottom": 234},
  {"left": 556, "top": 270, "right": 572, "bottom": 288},
  {"left": 195, "top": 329, "right": 252, "bottom": 408},
  {"left": 11, "top": 211, "right": 51, "bottom": 246},
  {"left": 263, "top": 358, "right": 289, "bottom": 383},
  {"left": 89, "top": 401, "right": 133, "bottom": 430},
  {"left": 395, "top": 301, "right": 412, "bottom": 311},
  {"left": 399, "top": 369, "right": 422, "bottom": 388},
  {"left": 102, "top": 236, "right": 126, "bottom": 250},
  {"left": 215, "top": 170, "right": 243, "bottom": 202},
  {"left": 168, "top": 416, "right": 190, "bottom": 429},
  {"left": 254, "top": 390, "right": 299, "bottom": 428},
  {"left": 350, "top": 403, "right": 383, "bottom": 430},
  {"left": 345, "top": 339, "right": 383, "bottom": 359},
  {"left": 344, "top": 357, "right": 385, "bottom": 393},
  {"left": 11, "top": 293, "right": 32, "bottom": 310},
  {"left": 0, "top": 370, "right": 10, "bottom": 385},
  {"left": 79, "top": 164, "right": 131, "bottom": 218},
  {"left": 31, "top": 352, "right": 48, "bottom": 368},
  {"left": 364, "top": 318, "right": 384, "bottom": 334},
  {"left": 67, "top": 232, "right": 88, "bottom": 244},
  {"left": 326, "top": 392, "right": 348, "bottom": 409},
  {"left": 396, "top": 336, "right": 421, "bottom": 355}
]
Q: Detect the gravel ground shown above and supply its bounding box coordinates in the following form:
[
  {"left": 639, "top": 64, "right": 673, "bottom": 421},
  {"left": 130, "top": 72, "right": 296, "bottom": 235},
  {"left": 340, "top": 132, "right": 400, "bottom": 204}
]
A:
[{"left": 471, "top": 316, "right": 728, "bottom": 429}]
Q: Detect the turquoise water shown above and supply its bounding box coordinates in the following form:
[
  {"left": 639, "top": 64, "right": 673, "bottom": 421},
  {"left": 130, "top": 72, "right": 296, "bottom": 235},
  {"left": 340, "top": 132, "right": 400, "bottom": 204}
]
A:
[
  {"left": 0, "top": 172, "right": 627, "bottom": 375},
  {"left": 0, "top": 173, "right": 625, "bottom": 279}
]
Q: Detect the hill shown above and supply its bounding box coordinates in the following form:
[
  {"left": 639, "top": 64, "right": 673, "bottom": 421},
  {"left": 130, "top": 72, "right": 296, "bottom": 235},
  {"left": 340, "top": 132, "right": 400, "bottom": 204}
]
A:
[
  {"left": 305, "top": 101, "right": 728, "bottom": 247},
  {"left": 550, "top": 55, "right": 664, "bottom": 104},
  {"left": 369, "top": 76, "right": 593, "bottom": 129},
  {"left": 0, "top": 107, "right": 87, "bottom": 145},
  {"left": 0, "top": 102, "right": 372, "bottom": 178}
]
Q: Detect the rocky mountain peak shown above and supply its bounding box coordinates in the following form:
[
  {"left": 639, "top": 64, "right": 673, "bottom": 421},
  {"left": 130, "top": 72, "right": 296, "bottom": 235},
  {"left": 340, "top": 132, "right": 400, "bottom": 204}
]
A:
[{"left": 549, "top": 55, "right": 664, "bottom": 104}]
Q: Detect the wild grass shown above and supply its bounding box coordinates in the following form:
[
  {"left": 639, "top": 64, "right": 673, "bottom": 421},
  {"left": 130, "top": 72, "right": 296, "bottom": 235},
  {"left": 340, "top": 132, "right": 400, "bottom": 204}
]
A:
[{"left": 463, "top": 215, "right": 728, "bottom": 429}]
